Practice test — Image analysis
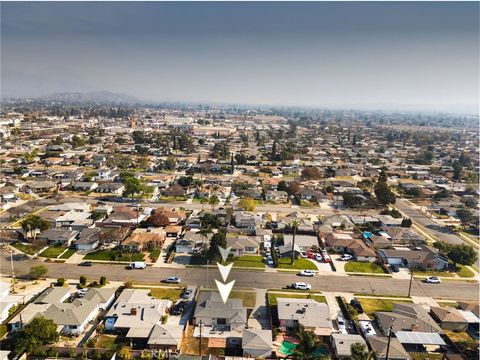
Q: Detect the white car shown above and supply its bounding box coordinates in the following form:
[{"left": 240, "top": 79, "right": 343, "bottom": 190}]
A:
[
  {"left": 339, "top": 254, "right": 353, "bottom": 261},
  {"left": 425, "top": 276, "right": 441, "bottom": 284},
  {"left": 293, "top": 282, "right": 312, "bottom": 290},
  {"left": 300, "top": 251, "right": 308, "bottom": 258},
  {"left": 337, "top": 314, "right": 347, "bottom": 334},
  {"left": 163, "top": 276, "right": 181, "bottom": 284},
  {"left": 314, "top": 253, "right": 323, "bottom": 262},
  {"left": 299, "top": 270, "right": 315, "bottom": 277}
]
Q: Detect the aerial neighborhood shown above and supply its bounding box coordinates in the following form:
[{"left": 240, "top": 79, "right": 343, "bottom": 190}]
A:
[{"left": 0, "top": 102, "right": 478, "bottom": 360}]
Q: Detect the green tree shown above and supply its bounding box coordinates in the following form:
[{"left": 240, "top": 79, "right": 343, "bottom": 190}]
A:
[
  {"left": 374, "top": 171, "right": 395, "bottom": 206},
  {"left": 208, "top": 194, "right": 220, "bottom": 209},
  {"left": 349, "top": 342, "right": 370, "bottom": 360},
  {"left": 448, "top": 244, "right": 478, "bottom": 267},
  {"left": 290, "top": 220, "right": 300, "bottom": 265},
  {"left": 452, "top": 161, "right": 463, "bottom": 181},
  {"left": 15, "top": 316, "right": 59, "bottom": 354},
  {"left": 80, "top": 275, "right": 87, "bottom": 287},
  {"left": 401, "top": 218, "right": 413, "bottom": 228},
  {"left": 238, "top": 197, "right": 256, "bottom": 211},
  {"left": 456, "top": 209, "right": 473, "bottom": 227},
  {"left": 21, "top": 215, "right": 51, "bottom": 241},
  {"left": 117, "top": 347, "right": 133, "bottom": 360},
  {"left": 206, "top": 230, "right": 227, "bottom": 262},
  {"left": 29, "top": 265, "right": 48, "bottom": 279},
  {"left": 100, "top": 276, "right": 107, "bottom": 286},
  {"left": 292, "top": 325, "right": 325, "bottom": 360}
]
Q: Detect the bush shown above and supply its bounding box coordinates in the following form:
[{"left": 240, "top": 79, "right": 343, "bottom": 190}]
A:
[
  {"left": 67, "top": 347, "right": 77, "bottom": 358},
  {"left": 87, "top": 338, "right": 97, "bottom": 348},
  {"left": 100, "top": 276, "right": 107, "bottom": 286},
  {"left": 57, "top": 278, "right": 66, "bottom": 286},
  {"left": 124, "top": 281, "right": 133, "bottom": 289},
  {"left": 80, "top": 275, "right": 87, "bottom": 286},
  {"left": 29, "top": 265, "right": 48, "bottom": 279}
]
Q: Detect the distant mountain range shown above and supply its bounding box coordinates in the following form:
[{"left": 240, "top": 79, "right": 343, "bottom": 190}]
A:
[{"left": 37, "top": 90, "right": 140, "bottom": 104}]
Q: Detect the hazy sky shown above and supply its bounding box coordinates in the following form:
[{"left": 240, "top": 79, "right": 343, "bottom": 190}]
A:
[{"left": 1, "top": 2, "right": 479, "bottom": 112}]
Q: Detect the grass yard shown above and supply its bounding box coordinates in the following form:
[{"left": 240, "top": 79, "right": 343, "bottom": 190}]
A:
[
  {"left": 227, "top": 255, "right": 265, "bottom": 268},
  {"left": 277, "top": 258, "right": 317, "bottom": 270},
  {"left": 83, "top": 250, "right": 144, "bottom": 262},
  {"left": 230, "top": 290, "right": 257, "bottom": 308},
  {"left": 39, "top": 246, "right": 67, "bottom": 258},
  {"left": 190, "top": 255, "right": 207, "bottom": 265},
  {"left": 0, "top": 324, "right": 7, "bottom": 339},
  {"left": 11, "top": 242, "right": 43, "bottom": 255},
  {"left": 344, "top": 261, "right": 386, "bottom": 274},
  {"left": 357, "top": 298, "right": 412, "bottom": 317},
  {"left": 268, "top": 292, "right": 327, "bottom": 306},
  {"left": 413, "top": 270, "right": 455, "bottom": 278},
  {"left": 456, "top": 265, "right": 475, "bottom": 278},
  {"left": 179, "top": 326, "right": 209, "bottom": 356},
  {"left": 444, "top": 330, "right": 477, "bottom": 344},
  {"left": 95, "top": 334, "right": 118, "bottom": 350},
  {"left": 148, "top": 287, "right": 183, "bottom": 301},
  {"left": 149, "top": 248, "right": 161, "bottom": 262},
  {"left": 59, "top": 248, "right": 76, "bottom": 259}
]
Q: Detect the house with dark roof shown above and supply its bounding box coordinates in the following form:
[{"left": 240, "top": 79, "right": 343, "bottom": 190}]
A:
[
  {"left": 367, "top": 336, "right": 409, "bottom": 360},
  {"left": 37, "top": 228, "right": 79, "bottom": 246},
  {"left": 386, "top": 227, "right": 424, "bottom": 246},
  {"left": 377, "top": 245, "right": 448, "bottom": 271},
  {"left": 430, "top": 306, "right": 468, "bottom": 331}
]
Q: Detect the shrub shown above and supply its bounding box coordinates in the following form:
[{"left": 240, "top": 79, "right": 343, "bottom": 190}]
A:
[
  {"left": 57, "top": 278, "right": 66, "bottom": 287},
  {"left": 80, "top": 275, "right": 87, "bottom": 286},
  {"left": 99, "top": 276, "right": 107, "bottom": 286},
  {"left": 28, "top": 265, "right": 48, "bottom": 279},
  {"left": 46, "top": 348, "right": 58, "bottom": 357}
]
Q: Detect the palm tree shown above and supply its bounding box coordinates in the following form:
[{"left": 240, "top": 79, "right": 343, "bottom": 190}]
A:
[
  {"left": 290, "top": 220, "right": 300, "bottom": 265},
  {"left": 292, "top": 325, "right": 326, "bottom": 360},
  {"left": 198, "top": 225, "right": 212, "bottom": 254}
]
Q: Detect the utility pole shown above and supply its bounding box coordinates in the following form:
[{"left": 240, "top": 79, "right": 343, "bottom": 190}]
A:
[
  {"left": 385, "top": 325, "right": 393, "bottom": 360},
  {"left": 198, "top": 320, "right": 203, "bottom": 356},
  {"left": 10, "top": 251, "right": 15, "bottom": 292},
  {"left": 408, "top": 258, "right": 419, "bottom": 297}
]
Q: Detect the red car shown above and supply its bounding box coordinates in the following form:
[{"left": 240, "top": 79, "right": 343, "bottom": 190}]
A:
[{"left": 307, "top": 251, "right": 316, "bottom": 259}]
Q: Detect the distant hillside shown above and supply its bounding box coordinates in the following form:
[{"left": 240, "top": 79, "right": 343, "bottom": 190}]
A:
[{"left": 38, "top": 90, "right": 140, "bottom": 104}]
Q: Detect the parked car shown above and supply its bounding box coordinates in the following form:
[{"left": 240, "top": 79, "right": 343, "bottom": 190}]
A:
[
  {"left": 78, "top": 261, "right": 93, "bottom": 267},
  {"left": 300, "top": 251, "right": 308, "bottom": 258},
  {"left": 126, "top": 261, "right": 146, "bottom": 270},
  {"left": 77, "top": 288, "right": 88, "bottom": 298},
  {"left": 314, "top": 253, "right": 323, "bottom": 262},
  {"left": 265, "top": 258, "right": 274, "bottom": 266},
  {"left": 424, "top": 276, "right": 441, "bottom": 284},
  {"left": 307, "top": 251, "right": 316, "bottom": 260},
  {"left": 298, "top": 270, "right": 315, "bottom": 277},
  {"left": 337, "top": 314, "right": 347, "bottom": 334},
  {"left": 292, "top": 282, "right": 312, "bottom": 290},
  {"left": 322, "top": 254, "right": 332, "bottom": 262},
  {"left": 182, "top": 288, "right": 194, "bottom": 300},
  {"left": 170, "top": 302, "right": 186, "bottom": 315},
  {"left": 163, "top": 276, "right": 181, "bottom": 284},
  {"left": 350, "top": 299, "right": 364, "bottom": 314},
  {"left": 339, "top": 254, "right": 353, "bottom": 261},
  {"left": 390, "top": 264, "right": 400, "bottom": 273}
]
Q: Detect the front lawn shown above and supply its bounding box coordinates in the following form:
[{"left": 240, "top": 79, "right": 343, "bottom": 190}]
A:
[
  {"left": 39, "top": 246, "right": 67, "bottom": 258},
  {"left": 344, "top": 261, "right": 386, "bottom": 274},
  {"left": 228, "top": 255, "right": 265, "bottom": 268},
  {"left": 59, "top": 248, "right": 76, "bottom": 259},
  {"left": 148, "top": 287, "right": 183, "bottom": 301},
  {"left": 277, "top": 258, "right": 317, "bottom": 270},
  {"left": 149, "top": 248, "right": 161, "bottom": 262},
  {"left": 413, "top": 270, "right": 455, "bottom": 278},
  {"left": 357, "top": 298, "right": 412, "bottom": 317},
  {"left": 456, "top": 265, "right": 475, "bottom": 278},
  {"left": 230, "top": 290, "right": 257, "bottom": 308},
  {"left": 11, "top": 242, "right": 43, "bottom": 255},
  {"left": 95, "top": 334, "right": 119, "bottom": 350},
  {"left": 83, "top": 250, "right": 144, "bottom": 262},
  {"left": 268, "top": 292, "right": 327, "bottom": 306}
]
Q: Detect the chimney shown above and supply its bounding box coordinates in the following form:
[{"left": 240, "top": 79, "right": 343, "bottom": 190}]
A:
[{"left": 130, "top": 307, "right": 137, "bottom": 316}]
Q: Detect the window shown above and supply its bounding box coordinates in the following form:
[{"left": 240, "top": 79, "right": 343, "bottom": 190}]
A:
[{"left": 216, "top": 318, "right": 227, "bottom": 325}]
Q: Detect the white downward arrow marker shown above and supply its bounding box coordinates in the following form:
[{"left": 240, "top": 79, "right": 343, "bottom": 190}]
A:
[
  {"left": 217, "top": 262, "right": 233, "bottom": 282},
  {"left": 218, "top": 246, "right": 232, "bottom": 263},
  {"left": 215, "top": 279, "right": 235, "bottom": 304}
]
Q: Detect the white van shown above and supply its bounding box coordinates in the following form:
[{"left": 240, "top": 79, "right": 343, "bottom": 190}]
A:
[{"left": 127, "top": 261, "right": 146, "bottom": 269}]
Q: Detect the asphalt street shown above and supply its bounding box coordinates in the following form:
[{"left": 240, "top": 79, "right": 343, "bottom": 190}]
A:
[{"left": 1, "top": 250, "right": 478, "bottom": 300}]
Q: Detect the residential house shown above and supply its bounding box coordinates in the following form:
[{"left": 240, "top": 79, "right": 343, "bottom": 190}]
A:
[
  {"left": 165, "top": 225, "right": 182, "bottom": 238},
  {"left": 386, "top": 227, "right": 424, "bottom": 246},
  {"left": 331, "top": 334, "right": 367, "bottom": 359},
  {"left": 297, "top": 188, "right": 328, "bottom": 203},
  {"left": 242, "top": 329, "right": 272, "bottom": 358},
  {"left": 234, "top": 211, "right": 262, "bottom": 231},
  {"left": 121, "top": 228, "right": 165, "bottom": 252},
  {"left": 37, "top": 228, "right": 79, "bottom": 246},
  {"left": 265, "top": 190, "right": 288, "bottom": 203},
  {"left": 321, "top": 215, "right": 355, "bottom": 231},
  {"left": 24, "top": 180, "right": 57, "bottom": 194},
  {"left": 377, "top": 245, "right": 449, "bottom": 271},
  {"left": 96, "top": 182, "right": 125, "bottom": 195},
  {"left": 0, "top": 281, "right": 17, "bottom": 322},
  {"left": 276, "top": 298, "right": 331, "bottom": 335},
  {"left": 76, "top": 228, "right": 101, "bottom": 251},
  {"left": 227, "top": 235, "right": 260, "bottom": 257},
  {"left": 367, "top": 336, "right": 409, "bottom": 360},
  {"left": 176, "top": 231, "right": 211, "bottom": 253},
  {"left": 194, "top": 291, "right": 247, "bottom": 332},
  {"left": 280, "top": 234, "right": 318, "bottom": 255},
  {"left": 147, "top": 324, "right": 184, "bottom": 350},
  {"left": 102, "top": 206, "right": 148, "bottom": 227},
  {"left": 71, "top": 182, "right": 98, "bottom": 192},
  {"left": 375, "top": 303, "right": 443, "bottom": 335},
  {"left": 430, "top": 306, "right": 468, "bottom": 331},
  {"left": 377, "top": 215, "right": 403, "bottom": 228}
]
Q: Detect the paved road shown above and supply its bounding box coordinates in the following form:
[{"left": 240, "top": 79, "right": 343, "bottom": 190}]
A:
[
  {"left": 2, "top": 250, "right": 477, "bottom": 300},
  {"left": 395, "top": 199, "right": 464, "bottom": 245}
]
